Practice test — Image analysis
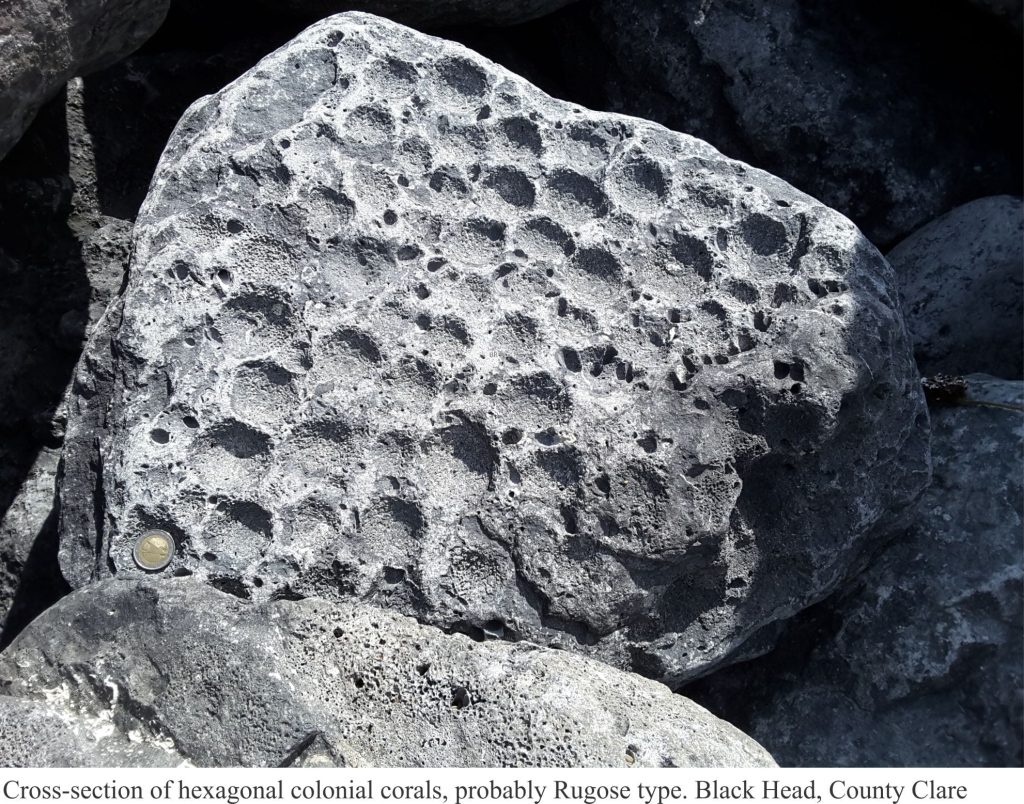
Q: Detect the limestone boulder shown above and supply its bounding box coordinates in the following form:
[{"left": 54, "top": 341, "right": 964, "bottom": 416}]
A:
[
  {"left": 0, "top": 578, "right": 776, "bottom": 767},
  {"left": 58, "top": 12, "right": 929, "bottom": 684}
]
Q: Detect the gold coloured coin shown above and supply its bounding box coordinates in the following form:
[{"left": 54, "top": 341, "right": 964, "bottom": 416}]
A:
[{"left": 133, "top": 529, "right": 175, "bottom": 571}]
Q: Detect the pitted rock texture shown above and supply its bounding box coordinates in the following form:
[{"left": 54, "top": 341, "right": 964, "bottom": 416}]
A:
[
  {"left": 0, "top": 696, "right": 185, "bottom": 767},
  {"left": 888, "top": 196, "right": 1023, "bottom": 379},
  {"left": 59, "top": 12, "right": 929, "bottom": 685},
  {"left": 579, "top": 0, "right": 1021, "bottom": 247},
  {"left": 687, "top": 376, "right": 1024, "bottom": 767},
  {"left": 0, "top": 578, "right": 776, "bottom": 767},
  {"left": 0, "top": 0, "right": 171, "bottom": 161}
]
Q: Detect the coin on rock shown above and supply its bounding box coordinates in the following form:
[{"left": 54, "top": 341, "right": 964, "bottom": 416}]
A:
[{"left": 133, "top": 529, "right": 175, "bottom": 571}]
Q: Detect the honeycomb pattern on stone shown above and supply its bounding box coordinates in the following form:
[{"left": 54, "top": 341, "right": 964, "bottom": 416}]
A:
[{"left": 64, "top": 13, "right": 928, "bottom": 683}]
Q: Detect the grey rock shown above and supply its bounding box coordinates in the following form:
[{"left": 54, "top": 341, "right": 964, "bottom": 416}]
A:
[
  {"left": 59, "top": 12, "right": 929, "bottom": 685},
  {"left": 579, "top": 0, "right": 1021, "bottom": 247},
  {"left": 69, "top": 10, "right": 313, "bottom": 221},
  {"left": 0, "top": 696, "right": 185, "bottom": 767},
  {"left": 888, "top": 196, "right": 1023, "bottom": 379},
  {"left": 0, "top": 82, "right": 132, "bottom": 644},
  {"left": 0, "top": 0, "right": 171, "bottom": 161},
  {"left": 688, "top": 376, "right": 1024, "bottom": 767},
  {"left": 0, "top": 578, "right": 777, "bottom": 767},
  {"left": 0, "top": 447, "right": 62, "bottom": 641}
]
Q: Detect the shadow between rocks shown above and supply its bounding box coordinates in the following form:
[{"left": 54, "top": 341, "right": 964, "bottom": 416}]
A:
[
  {"left": 0, "top": 505, "right": 67, "bottom": 650},
  {"left": 0, "top": 94, "right": 86, "bottom": 645}
]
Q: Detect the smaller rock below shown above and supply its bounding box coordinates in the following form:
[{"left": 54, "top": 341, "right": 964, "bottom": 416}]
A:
[
  {"left": 889, "top": 196, "right": 1023, "bottom": 379},
  {"left": 0, "top": 578, "right": 776, "bottom": 768}
]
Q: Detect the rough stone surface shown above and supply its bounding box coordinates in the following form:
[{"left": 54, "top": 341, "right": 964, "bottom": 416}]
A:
[
  {"left": 59, "top": 12, "right": 929, "bottom": 685},
  {"left": 0, "top": 0, "right": 171, "bottom": 161},
  {"left": 888, "top": 196, "right": 1023, "bottom": 379},
  {"left": 0, "top": 578, "right": 777, "bottom": 767},
  {"left": 0, "top": 696, "right": 184, "bottom": 767},
  {"left": 574, "top": 0, "right": 1021, "bottom": 247},
  {"left": 0, "top": 0, "right": 317, "bottom": 645},
  {"left": 687, "top": 376, "right": 1024, "bottom": 767},
  {"left": 71, "top": 6, "right": 317, "bottom": 221}
]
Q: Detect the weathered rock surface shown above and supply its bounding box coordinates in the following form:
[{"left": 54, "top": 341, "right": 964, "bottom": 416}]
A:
[
  {"left": 687, "top": 376, "right": 1024, "bottom": 767},
  {"left": 70, "top": 15, "right": 304, "bottom": 221},
  {"left": 0, "top": 0, "right": 171, "bottom": 161},
  {"left": 888, "top": 196, "right": 1023, "bottom": 379},
  {"left": 0, "top": 696, "right": 184, "bottom": 767},
  {"left": 59, "top": 12, "right": 929, "bottom": 685},
  {"left": 0, "top": 578, "right": 776, "bottom": 767},
  {"left": 575, "top": 0, "right": 1021, "bottom": 247}
]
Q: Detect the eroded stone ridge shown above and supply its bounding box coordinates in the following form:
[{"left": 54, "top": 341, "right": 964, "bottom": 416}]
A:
[{"left": 59, "top": 12, "right": 929, "bottom": 684}]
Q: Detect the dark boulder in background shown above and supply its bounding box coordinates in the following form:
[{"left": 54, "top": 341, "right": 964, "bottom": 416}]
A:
[
  {"left": 687, "top": 376, "right": 1024, "bottom": 767},
  {"left": 889, "top": 196, "right": 1023, "bottom": 380},
  {"left": 453, "top": 0, "right": 1023, "bottom": 248},
  {"left": 968, "top": 0, "right": 1023, "bottom": 30}
]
